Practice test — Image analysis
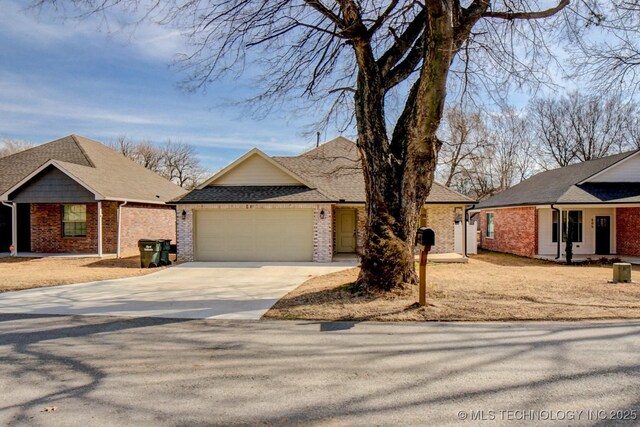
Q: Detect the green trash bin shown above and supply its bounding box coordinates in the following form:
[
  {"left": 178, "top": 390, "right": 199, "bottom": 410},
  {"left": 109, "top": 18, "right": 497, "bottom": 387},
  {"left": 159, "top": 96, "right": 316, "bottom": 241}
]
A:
[
  {"left": 138, "top": 239, "right": 163, "bottom": 268},
  {"left": 159, "top": 240, "right": 172, "bottom": 266}
]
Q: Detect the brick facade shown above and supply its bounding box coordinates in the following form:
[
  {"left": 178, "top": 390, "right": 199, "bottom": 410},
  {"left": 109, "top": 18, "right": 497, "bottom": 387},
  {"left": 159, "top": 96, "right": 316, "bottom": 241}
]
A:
[
  {"left": 616, "top": 207, "right": 640, "bottom": 256},
  {"left": 31, "top": 202, "right": 117, "bottom": 254},
  {"left": 119, "top": 203, "right": 176, "bottom": 257},
  {"left": 29, "top": 202, "right": 174, "bottom": 255},
  {"left": 176, "top": 203, "right": 470, "bottom": 262},
  {"left": 479, "top": 207, "right": 538, "bottom": 257},
  {"left": 175, "top": 203, "right": 334, "bottom": 263},
  {"left": 422, "top": 205, "right": 460, "bottom": 254}
]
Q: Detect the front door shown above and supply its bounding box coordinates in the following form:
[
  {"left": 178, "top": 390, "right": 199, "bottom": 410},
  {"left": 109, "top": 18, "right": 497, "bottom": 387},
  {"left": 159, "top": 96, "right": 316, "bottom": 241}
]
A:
[
  {"left": 336, "top": 209, "right": 356, "bottom": 253},
  {"left": 595, "top": 216, "right": 610, "bottom": 255}
]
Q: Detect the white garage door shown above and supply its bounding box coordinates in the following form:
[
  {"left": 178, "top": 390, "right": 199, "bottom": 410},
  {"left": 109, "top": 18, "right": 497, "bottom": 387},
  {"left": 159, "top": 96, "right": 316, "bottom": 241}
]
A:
[{"left": 195, "top": 209, "right": 314, "bottom": 261}]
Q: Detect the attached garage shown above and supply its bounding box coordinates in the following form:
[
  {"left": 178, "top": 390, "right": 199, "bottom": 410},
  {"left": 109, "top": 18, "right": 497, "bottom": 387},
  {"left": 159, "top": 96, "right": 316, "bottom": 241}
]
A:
[{"left": 194, "top": 208, "right": 314, "bottom": 261}]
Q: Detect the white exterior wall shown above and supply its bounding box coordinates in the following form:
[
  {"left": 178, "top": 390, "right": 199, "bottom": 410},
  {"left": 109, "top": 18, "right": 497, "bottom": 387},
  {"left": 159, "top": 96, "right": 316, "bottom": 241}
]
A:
[
  {"left": 214, "top": 154, "right": 302, "bottom": 185},
  {"left": 537, "top": 207, "right": 616, "bottom": 255},
  {"left": 587, "top": 152, "right": 640, "bottom": 182},
  {"left": 176, "top": 203, "right": 333, "bottom": 263}
]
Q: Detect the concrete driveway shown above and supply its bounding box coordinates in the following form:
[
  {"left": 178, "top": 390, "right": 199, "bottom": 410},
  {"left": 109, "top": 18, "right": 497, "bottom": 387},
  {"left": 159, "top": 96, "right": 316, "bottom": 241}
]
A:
[{"left": 0, "top": 262, "right": 355, "bottom": 320}]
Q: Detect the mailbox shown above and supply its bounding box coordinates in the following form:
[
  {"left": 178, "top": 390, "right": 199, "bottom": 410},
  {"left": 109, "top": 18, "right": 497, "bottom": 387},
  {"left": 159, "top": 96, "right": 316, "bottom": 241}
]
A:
[{"left": 416, "top": 227, "right": 435, "bottom": 247}]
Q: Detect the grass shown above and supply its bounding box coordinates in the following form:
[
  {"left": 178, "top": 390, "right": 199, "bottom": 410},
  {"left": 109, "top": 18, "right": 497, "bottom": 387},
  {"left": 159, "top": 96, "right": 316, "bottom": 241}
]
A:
[
  {"left": 0, "top": 255, "right": 173, "bottom": 293},
  {"left": 263, "top": 250, "right": 640, "bottom": 321}
]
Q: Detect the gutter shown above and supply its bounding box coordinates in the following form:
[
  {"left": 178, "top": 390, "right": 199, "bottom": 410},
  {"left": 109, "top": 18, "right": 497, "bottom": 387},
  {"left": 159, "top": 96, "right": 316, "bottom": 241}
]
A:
[
  {"left": 1, "top": 201, "right": 16, "bottom": 256},
  {"left": 116, "top": 201, "right": 128, "bottom": 258},
  {"left": 551, "top": 204, "right": 560, "bottom": 259},
  {"left": 464, "top": 204, "right": 476, "bottom": 257}
]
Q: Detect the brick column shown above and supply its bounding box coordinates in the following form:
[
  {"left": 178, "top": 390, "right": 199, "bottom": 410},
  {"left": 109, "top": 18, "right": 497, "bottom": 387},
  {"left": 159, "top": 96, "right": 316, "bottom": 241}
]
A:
[
  {"left": 313, "top": 204, "right": 333, "bottom": 262},
  {"left": 176, "top": 205, "right": 194, "bottom": 262}
]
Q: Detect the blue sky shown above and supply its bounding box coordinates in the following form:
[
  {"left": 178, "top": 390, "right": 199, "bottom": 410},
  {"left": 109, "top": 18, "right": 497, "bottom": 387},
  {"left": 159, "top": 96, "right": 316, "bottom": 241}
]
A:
[
  {"left": 0, "top": 2, "right": 573, "bottom": 173},
  {"left": 0, "top": 2, "right": 344, "bottom": 172}
]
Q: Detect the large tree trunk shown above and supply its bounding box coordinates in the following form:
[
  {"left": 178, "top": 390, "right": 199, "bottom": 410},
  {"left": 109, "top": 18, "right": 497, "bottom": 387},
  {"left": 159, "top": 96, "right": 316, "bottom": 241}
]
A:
[{"left": 353, "top": 3, "right": 454, "bottom": 291}]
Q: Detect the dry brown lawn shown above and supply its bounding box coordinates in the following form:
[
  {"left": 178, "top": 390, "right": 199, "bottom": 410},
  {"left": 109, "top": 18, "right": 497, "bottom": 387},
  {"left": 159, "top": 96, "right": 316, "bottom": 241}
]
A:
[
  {"left": 264, "top": 251, "right": 640, "bottom": 321},
  {"left": 0, "top": 256, "right": 173, "bottom": 293}
]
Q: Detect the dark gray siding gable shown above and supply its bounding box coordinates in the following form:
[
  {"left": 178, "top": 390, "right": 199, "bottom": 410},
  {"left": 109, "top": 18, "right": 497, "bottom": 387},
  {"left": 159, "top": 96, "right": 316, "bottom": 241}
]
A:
[{"left": 9, "top": 166, "right": 96, "bottom": 203}]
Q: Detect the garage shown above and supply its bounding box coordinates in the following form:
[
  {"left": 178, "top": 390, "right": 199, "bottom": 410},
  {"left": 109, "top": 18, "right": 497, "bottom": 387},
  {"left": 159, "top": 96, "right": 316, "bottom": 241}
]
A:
[{"left": 194, "top": 208, "right": 314, "bottom": 261}]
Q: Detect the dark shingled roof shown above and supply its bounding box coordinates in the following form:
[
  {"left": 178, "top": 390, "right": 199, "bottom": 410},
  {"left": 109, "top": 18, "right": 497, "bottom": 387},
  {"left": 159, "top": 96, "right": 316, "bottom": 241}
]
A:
[
  {"left": 1, "top": 135, "right": 186, "bottom": 203},
  {"left": 177, "top": 186, "right": 330, "bottom": 203},
  {"left": 177, "top": 136, "right": 476, "bottom": 204},
  {"left": 273, "top": 137, "right": 475, "bottom": 204},
  {"left": 476, "top": 150, "right": 640, "bottom": 209}
]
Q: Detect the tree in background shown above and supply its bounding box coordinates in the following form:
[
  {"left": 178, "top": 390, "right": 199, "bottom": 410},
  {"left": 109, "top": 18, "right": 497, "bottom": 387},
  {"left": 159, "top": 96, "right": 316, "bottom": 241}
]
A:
[
  {"left": 531, "top": 92, "right": 640, "bottom": 169},
  {"left": 0, "top": 138, "right": 34, "bottom": 158},
  {"left": 437, "top": 107, "right": 489, "bottom": 189},
  {"left": 438, "top": 106, "right": 535, "bottom": 200},
  {"left": 110, "top": 136, "right": 205, "bottom": 189}
]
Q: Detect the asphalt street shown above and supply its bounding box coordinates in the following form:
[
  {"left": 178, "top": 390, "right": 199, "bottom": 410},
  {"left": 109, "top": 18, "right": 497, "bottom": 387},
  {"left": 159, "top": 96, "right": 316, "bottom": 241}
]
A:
[{"left": 1, "top": 315, "right": 639, "bottom": 426}]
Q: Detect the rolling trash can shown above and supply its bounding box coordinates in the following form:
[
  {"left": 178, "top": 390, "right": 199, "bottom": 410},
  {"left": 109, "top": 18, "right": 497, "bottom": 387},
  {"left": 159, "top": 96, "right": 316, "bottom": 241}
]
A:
[
  {"left": 159, "top": 240, "right": 172, "bottom": 266},
  {"left": 138, "top": 239, "right": 163, "bottom": 268}
]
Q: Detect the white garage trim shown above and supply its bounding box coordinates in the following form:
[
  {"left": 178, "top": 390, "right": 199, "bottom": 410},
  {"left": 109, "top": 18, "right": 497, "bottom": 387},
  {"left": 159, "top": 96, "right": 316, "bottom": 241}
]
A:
[{"left": 194, "top": 208, "right": 314, "bottom": 261}]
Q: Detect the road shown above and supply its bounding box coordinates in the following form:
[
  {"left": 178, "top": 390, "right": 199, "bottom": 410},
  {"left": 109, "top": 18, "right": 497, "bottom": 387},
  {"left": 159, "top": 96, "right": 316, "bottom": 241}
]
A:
[{"left": 1, "top": 315, "right": 639, "bottom": 426}]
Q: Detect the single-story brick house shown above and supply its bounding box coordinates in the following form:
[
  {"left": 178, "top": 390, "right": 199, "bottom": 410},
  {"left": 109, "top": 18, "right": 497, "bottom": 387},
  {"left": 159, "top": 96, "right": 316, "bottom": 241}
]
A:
[
  {"left": 0, "top": 135, "right": 186, "bottom": 256},
  {"left": 473, "top": 149, "right": 640, "bottom": 260},
  {"left": 173, "top": 137, "right": 475, "bottom": 262}
]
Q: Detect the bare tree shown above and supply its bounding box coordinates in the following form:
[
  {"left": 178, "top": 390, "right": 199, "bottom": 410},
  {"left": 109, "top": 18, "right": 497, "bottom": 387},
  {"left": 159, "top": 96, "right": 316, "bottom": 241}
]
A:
[
  {"left": 161, "top": 141, "right": 206, "bottom": 190},
  {"left": 0, "top": 137, "right": 34, "bottom": 158},
  {"left": 38, "top": 0, "right": 635, "bottom": 290},
  {"left": 569, "top": 2, "right": 640, "bottom": 94},
  {"left": 531, "top": 92, "right": 639, "bottom": 168},
  {"left": 451, "top": 106, "right": 535, "bottom": 199},
  {"left": 437, "top": 107, "right": 489, "bottom": 189},
  {"left": 110, "top": 136, "right": 204, "bottom": 188}
]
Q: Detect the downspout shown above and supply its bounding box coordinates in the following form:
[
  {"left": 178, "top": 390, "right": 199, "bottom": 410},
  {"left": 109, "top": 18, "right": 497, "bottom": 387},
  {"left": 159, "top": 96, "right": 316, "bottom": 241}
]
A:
[
  {"left": 116, "top": 201, "right": 128, "bottom": 258},
  {"left": 464, "top": 204, "right": 476, "bottom": 257},
  {"left": 97, "top": 201, "right": 103, "bottom": 257},
  {"left": 551, "top": 204, "right": 560, "bottom": 259},
  {"left": 1, "top": 201, "right": 16, "bottom": 256}
]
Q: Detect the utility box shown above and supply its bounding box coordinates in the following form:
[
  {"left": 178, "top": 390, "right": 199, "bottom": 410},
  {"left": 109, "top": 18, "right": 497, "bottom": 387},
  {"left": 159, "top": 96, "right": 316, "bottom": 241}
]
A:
[
  {"left": 416, "top": 227, "right": 435, "bottom": 247},
  {"left": 612, "top": 263, "right": 632, "bottom": 283}
]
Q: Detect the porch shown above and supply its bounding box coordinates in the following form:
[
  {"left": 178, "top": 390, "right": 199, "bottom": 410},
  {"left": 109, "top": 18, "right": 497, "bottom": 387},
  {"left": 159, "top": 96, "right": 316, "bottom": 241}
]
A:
[
  {"left": 536, "top": 254, "right": 640, "bottom": 265},
  {"left": 537, "top": 205, "right": 640, "bottom": 260}
]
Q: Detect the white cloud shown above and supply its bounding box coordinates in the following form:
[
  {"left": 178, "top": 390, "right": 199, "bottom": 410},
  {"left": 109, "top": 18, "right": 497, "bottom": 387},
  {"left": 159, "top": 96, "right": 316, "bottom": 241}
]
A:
[
  {"left": 0, "top": 2, "right": 187, "bottom": 62},
  {"left": 0, "top": 74, "right": 170, "bottom": 126}
]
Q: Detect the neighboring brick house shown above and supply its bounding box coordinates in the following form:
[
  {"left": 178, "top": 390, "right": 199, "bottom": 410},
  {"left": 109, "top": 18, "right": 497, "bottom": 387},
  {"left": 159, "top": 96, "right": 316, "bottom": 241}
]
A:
[
  {"left": 0, "top": 135, "right": 185, "bottom": 256},
  {"left": 473, "top": 149, "right": 640, "bottom": 260},
  {"left": 173, "top": 137, "right": 475, "bottom": 262}
]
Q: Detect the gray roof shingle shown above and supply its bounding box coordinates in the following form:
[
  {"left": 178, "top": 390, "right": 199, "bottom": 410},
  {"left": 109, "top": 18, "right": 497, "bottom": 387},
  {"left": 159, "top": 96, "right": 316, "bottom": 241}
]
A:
[
  {"left": 176, "top": 136, "right": 475, "bottom": 204},
  {"left": 476, "top": 150, "right": 640, "bottom": 209},
  {"left": 1, "top": 135, "right": 186, "bottom": 203},
  {"left": 273, "top": 137, "right": 475, "bottom": 204},
  {"left": 177, "top": 186, "right": 330, "bottom": 203}
]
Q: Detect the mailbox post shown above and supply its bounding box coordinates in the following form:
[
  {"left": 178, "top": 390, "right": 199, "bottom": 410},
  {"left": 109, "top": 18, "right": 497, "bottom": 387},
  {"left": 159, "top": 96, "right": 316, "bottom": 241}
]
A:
[{"left": 416, "top": 227, "right": 435, "bottom": 307}]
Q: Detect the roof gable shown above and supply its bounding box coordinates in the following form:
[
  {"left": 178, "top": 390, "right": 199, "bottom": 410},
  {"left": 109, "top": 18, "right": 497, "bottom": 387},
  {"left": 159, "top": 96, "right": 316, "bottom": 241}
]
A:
[
  {"left": 580, "top": 150, "right": 640, "bottom": 183},
  {"left": 476, "top": 150, "right": 640, "bottom": 209},
  {"left": 175, "top": 136, "right": 475, "bottom": 204},
  {"left": 0, "top": 135, "right": 186, "bottom": 204},
  {"left": 198, "top": 148, "right": 311, "bottom": 188},
  {"left": 8, "top": 163, "right": 98, "bottom": 203}
]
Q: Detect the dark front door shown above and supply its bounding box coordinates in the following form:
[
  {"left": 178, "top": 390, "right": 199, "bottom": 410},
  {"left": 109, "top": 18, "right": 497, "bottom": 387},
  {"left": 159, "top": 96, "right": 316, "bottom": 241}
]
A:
[
  {"left": 16, "top": 203, "right": 31, "bottom": 253},
  {"left": 595, "top": 216, "right": 610, "bottom": 255},
  {"left": 0, "top": 205, "right": 11, "bottom": 252}
]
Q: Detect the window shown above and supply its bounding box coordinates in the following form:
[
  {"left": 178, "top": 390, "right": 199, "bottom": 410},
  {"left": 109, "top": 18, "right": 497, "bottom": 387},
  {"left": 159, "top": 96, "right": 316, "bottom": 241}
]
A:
[
  {"left": 562, "top": 210, "right": 583, "bottom": 243},
  {"left": 62, "top": 205, "right": 87, "bottom": 237},
  {"left": 552, "top": 211, "right": 559, "bottom": 243},
  {"left": 486, "top": 213, "right": 494, "bottom": 238}
]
